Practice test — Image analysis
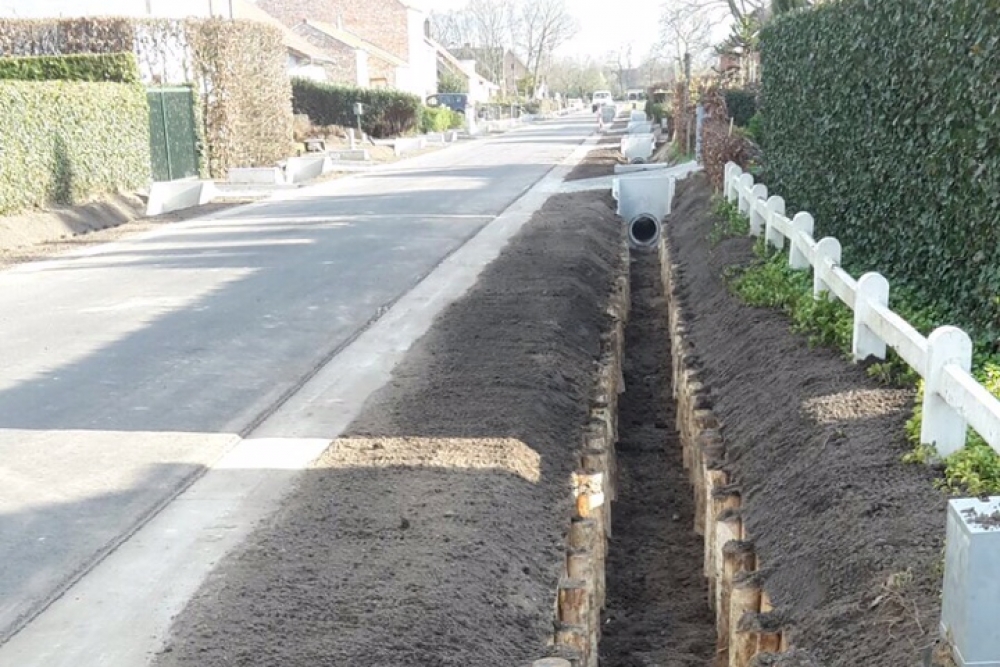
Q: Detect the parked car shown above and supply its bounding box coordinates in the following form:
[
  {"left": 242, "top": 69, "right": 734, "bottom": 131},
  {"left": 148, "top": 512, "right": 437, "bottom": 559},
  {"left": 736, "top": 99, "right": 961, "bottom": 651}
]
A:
[
  {"left": 591, "top": 90, "right": 613, "bottom": 112},
  {"left": 426, "top": 93, "right": 470, "bottom": 115},
  {"left": 568, "top": 97, "right": 585, "bottom": 110}
]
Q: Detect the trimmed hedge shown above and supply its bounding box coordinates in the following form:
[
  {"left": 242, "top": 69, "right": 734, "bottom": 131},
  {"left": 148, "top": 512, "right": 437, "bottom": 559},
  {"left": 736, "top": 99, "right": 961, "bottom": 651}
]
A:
[
  {"left": 292, "top": 78, "right": 422, "bottom": 138},
  {"left": 0, "top": 18, "right": 294, "bottom": 178},
  {"left": 0, "top": 80, "right": 151, "bottom": 214},
  {"left": 0, "top": 52, "right": 139, "bottom": 82},
  {"left": 761, "top": 0, "right": 1000, "bottom": 337},
  {"left": 722, "top": 88, "right": 756, "bottom": 127}
]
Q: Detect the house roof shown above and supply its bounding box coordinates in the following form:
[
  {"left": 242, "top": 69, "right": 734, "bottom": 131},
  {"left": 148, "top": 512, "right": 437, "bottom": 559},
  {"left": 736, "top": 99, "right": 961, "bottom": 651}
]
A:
[
  {"left": 301, "top": 19, "right": 407, "bottom": 68},
  {"left": 228, "top": 0, "right": 335, "bottom": 63},
  {"left": 425, "top": 37, "right": 500, "bottom": 90}
]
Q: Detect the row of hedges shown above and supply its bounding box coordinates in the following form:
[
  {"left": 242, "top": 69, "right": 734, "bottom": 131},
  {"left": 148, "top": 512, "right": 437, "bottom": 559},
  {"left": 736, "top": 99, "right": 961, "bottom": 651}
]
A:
[
  {"left": 760, "top": 0, "right": 1000, "bottom": 338},
  {"left": 291, "top": 79, "right": 421, "bottom": 138},
  {"left": 0, "top": 52, "right": 139, "bottom": 82},
  {"left": 0, "top": 18, "right": 294, "bottom": 178},
  {"left": 0, "top": 80, "right": 151, "bottom": 215}
]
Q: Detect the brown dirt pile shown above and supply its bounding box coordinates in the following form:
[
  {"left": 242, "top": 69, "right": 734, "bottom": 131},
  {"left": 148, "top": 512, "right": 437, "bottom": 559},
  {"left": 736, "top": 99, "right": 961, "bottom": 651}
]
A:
[
  {"left": 664, "top": 174, "right": 948, "bottom": 666},
  {"left": 152, "top": 190, "right": 624, "bottom": 667}
]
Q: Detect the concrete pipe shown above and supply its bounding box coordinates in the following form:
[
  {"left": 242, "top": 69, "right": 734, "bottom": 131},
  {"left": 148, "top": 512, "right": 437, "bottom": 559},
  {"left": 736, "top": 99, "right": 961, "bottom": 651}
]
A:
[{"left": 628, "top": 213, "right": 661, "bottom": 249}]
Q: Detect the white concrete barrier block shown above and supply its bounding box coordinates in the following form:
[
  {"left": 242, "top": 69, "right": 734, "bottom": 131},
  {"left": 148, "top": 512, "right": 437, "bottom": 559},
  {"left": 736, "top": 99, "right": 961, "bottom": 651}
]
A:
[
  {"left": 285, "top": 156, "right": 333, "bottom": 184},
  {"left": 620, "top": 133, "right": 655, "bottom": 162},
  {"left": 852, "top": 272, "right": 890, "bottom": 362},
  {"left": 393, "top": 137, "right": 426, "bottom": 156},
  {"left": 627, "top": 121, "right": 654, "bottom": 134},
  {"left": 923, "top": 326, "right": 973, "bottom": 456},
  {"left": 146, "top": 178, "right": 215, "bottom": 217},
  {"left": 328, "top": 149, "right": 370, "bottom": 161},
  {"left": 616, "top": 173, "right": 675, "bottom": 222},
  {"left": 227, "top": 167, "right": 285, "bottom": 185},
  {"left": 614, "top": 163, "right": 671, "bottom": 175},
  {"left": 942, "top": 495, "right": 1000, "bottom": 667},
  {"left": 629, "top": 110, "right": 647, "bottom": 122}
]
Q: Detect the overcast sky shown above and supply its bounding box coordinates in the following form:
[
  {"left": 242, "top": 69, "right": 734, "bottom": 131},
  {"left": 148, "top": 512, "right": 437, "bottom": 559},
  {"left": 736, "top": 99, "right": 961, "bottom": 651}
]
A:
[{"left": 420, "top": 0, "right": 667, "bottom": 61}]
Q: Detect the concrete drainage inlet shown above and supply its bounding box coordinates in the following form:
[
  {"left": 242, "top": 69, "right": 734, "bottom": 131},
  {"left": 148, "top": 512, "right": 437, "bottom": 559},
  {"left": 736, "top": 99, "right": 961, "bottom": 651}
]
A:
[{"left": 628, "top": 214, "right": 661, "bottom": 249}]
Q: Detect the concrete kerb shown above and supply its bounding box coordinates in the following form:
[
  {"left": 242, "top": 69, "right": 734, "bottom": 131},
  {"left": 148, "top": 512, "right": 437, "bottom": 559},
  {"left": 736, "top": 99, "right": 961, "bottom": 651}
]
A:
[
  {"left": 145, "top": 178, "right": 218, "bottom": 217},
  {"left": 0, "top": 129, "right": 603, "bottom": 667}
]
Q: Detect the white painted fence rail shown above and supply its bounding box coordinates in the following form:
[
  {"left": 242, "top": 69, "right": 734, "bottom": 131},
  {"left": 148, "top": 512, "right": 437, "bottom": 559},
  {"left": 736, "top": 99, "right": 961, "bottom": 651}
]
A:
[{"left": 724, "top": 162, "right": 1000, "bottom": 457}]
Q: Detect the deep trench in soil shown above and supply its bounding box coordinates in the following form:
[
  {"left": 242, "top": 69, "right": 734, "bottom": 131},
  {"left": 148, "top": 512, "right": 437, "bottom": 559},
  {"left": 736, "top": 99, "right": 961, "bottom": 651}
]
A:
[{"left": 600, "top": 251, "right": 717, "bottom": 667}]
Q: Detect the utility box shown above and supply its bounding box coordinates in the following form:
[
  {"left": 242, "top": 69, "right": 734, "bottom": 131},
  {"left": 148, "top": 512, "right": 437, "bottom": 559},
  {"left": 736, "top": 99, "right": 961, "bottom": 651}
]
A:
[{"left": 941, "top": 496, "right": 1000, "bottom": 667}]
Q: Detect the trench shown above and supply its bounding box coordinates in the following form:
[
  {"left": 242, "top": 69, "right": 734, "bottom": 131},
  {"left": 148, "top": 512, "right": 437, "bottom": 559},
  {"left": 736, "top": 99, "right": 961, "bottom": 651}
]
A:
[{"left": 599, "top": 250, "right": 717, "bottom": 666}]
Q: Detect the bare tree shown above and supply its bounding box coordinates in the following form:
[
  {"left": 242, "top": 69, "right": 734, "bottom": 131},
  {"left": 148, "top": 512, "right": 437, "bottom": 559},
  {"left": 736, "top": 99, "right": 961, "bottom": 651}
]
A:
[
  {"left": 516, "top": 0, "right": 578, "bottom": 97},
  {"left": 658, "top": 0, "right": 718, "bottom": 76},
  {"left": 428, "top": 10, "right": 476, "bottom": 48}
]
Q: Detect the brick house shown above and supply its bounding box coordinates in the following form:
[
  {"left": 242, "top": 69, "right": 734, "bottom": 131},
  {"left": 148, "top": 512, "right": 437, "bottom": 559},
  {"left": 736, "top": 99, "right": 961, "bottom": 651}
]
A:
[
  {"left": 293, "top": 19, "right": 407, "bottom": 89},
  {"left": 0, "top": 0, "right": 335, "bottom": 82},
  {"left": 256, "top": 0, "right": 436, "bottom": 98},
  {"left": 427, "top": 38, "right": 499, "bottom": 104},
  {"left": 449, "top": 46, "right": 527, "bottom": 98}
]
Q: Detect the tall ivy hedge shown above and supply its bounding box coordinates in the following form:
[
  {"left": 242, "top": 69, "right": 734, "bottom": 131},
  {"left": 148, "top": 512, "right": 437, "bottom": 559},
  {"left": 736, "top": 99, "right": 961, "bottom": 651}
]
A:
[
  {"left": 0, "top": 81, "right": 151, "bottom": 214},
  {"left": 291, "top": 78, "right": 422, "bottom": 138},
  {"left": 0, "top": 53, "right": 139, "bottom": 82},
  {"left": 0, "top": 18, "right": 294, "bottom": 178},
  {"left": 761, "top": 0, "right": 1000, "bottom": 337}
]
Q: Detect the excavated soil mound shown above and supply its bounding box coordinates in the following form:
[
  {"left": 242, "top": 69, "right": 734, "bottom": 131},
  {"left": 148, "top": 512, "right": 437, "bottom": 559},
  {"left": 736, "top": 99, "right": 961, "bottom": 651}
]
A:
[
  {"left": 665, "top": 174, "right": 948, "bottom": 666},
  {"left": 152, "top": 190, "right": 624, "bottom": 667},
  {"left": 565, "top": 128, "right": 625, "bottom": 181}
]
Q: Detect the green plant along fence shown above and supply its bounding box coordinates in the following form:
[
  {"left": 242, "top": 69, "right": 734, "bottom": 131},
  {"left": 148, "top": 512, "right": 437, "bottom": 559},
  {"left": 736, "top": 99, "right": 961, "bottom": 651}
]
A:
[
  {"left": 0, "top": 80, "right": 150, "bottom": 215},
  {"left": 148, "top": 87, "right": 199, "bottom": 181},
  {"left": 760, "top": 0, "right": 1000, "bottom": 339}
]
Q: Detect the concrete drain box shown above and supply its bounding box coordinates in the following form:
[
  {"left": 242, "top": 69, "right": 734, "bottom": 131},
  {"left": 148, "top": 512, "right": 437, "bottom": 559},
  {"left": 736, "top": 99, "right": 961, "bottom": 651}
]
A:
[{"left": 941, "top": 496, "right": 1000, "bottom": 667}]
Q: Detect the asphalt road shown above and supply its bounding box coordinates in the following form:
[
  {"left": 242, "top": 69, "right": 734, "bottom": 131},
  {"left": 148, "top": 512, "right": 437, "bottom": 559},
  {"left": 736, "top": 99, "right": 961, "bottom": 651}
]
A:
[{"left": 0, "top": 116, "right": 594, "bottom": 643}]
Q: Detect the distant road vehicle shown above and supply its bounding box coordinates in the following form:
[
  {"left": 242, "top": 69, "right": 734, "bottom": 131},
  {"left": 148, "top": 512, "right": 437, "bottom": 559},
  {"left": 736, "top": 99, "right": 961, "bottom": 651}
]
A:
[{"left": 591, "top": 90, "right": 613, "bottom": 112}]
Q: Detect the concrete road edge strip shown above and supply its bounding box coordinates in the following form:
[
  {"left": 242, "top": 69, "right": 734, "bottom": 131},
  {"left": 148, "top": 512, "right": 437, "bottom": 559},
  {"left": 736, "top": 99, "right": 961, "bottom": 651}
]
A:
[{"left": 0, "top": 130, "right": 601, "bottom": 667}]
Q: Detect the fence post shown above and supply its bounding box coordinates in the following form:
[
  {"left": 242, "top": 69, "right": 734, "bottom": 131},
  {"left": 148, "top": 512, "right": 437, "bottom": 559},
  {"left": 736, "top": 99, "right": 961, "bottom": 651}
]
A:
[
  {"left": 738, "top": 174, "right": 754, "bottom": 215},
  {"left": 765, "top": 196, "right": 785, "bottom": 250},
  {"left": 726, "top": 164, "right": 742, "bottom": 204},
  {"left": 789, "top": 212, "right": 815, "bottom": 270},
  {"left": 749, "top": 183, "right": 768, "bottom": 236},
  {"left": 813, "top": 237, "right": 841, "bottom": 301},
  {"left": 923, "top": 326, "right": 972, "bottom": 457},
  {"left": 853, "top": 272, "right": 889, "bottom": 362}
]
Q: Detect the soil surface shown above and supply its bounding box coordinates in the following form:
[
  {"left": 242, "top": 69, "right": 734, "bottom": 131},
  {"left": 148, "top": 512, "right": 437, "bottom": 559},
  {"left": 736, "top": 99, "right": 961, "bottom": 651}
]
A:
[
  {"left": 152, "top": 190, "right": 624, "bottom": 667},
  {"left": 665, "top": 175, "right": 948, "bottom": 666},
  {"left": 600, "top": 252, "right": 717, "bottom": 666},
  {"left": 0, "top": 200, "right": 246, "bottom": 269},
  {"left": 565, "top": 124, "right": 626, "bottom": 181}
]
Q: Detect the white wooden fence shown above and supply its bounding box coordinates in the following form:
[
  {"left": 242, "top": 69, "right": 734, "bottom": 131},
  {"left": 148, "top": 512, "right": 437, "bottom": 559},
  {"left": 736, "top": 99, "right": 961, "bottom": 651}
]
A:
[{"left": 724, "top": 162, "right": 1000, "bottom": 457}]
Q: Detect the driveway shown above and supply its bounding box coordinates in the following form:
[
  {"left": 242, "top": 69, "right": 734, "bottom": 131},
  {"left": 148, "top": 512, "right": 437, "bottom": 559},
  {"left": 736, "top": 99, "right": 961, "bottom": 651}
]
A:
[{"left": 0, "top": 116, "right": 594, "bottom": 643}]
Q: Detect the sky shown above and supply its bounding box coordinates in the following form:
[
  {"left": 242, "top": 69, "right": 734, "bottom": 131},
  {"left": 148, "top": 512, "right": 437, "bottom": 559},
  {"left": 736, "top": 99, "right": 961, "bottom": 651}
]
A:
[{"left": 420, "top": 0, "right": 668, "bottom": 61}]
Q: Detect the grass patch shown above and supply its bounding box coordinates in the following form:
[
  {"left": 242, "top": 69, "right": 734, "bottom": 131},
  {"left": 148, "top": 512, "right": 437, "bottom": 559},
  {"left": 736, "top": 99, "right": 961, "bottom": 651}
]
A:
[{"left": 716, "top": 199, "right": 1000, "bottom": 495}]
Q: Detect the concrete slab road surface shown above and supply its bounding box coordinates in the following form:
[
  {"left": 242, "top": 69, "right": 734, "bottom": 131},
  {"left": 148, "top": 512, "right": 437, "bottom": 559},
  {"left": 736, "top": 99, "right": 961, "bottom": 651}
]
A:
[{"left": 0, "top": 115, "right": 596, "bottom": 663}]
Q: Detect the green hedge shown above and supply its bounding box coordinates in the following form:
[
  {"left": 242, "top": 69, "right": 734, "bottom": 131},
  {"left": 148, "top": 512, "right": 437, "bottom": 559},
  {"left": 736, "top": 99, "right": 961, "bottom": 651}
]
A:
[
  {"left": 291, "top": 79, "right": 421, "bottom": 138},
  {"left": 723, "top": 89, "right": 756, "bottom": 127},
  {"left": 761, "top": 0, "right": 1000, "bottom": 338},
  {"left": 0, "top": 81, "right": 151, "bottom": 215},
  {"left": 0, "top": 53, "right": 139, "bottom": 82}
]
